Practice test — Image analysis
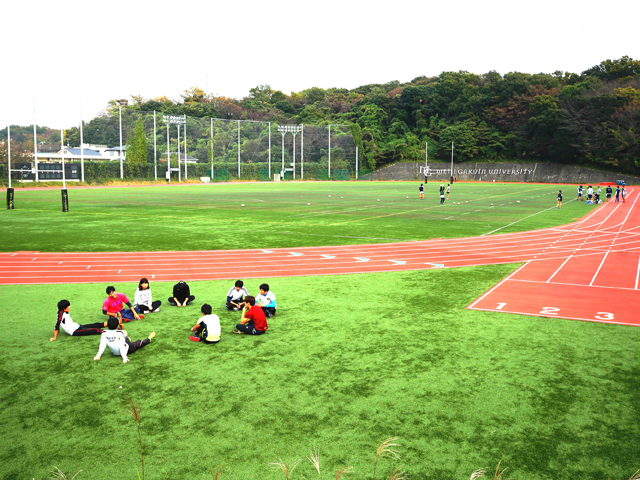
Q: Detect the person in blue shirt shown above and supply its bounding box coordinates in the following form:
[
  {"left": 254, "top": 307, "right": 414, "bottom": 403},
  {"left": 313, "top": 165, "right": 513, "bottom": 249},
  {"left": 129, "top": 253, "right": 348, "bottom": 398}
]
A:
[
  {"left": 556, "top": 190, "right": 563, "bottom": 209},
  {"left": 577, "top": 185, "right": 583, "bottom": 201},
  {"left": 255, "top": 283, "right": 277, "bottom": 318},
  {"left": 419, "top": 184, "right": 424, "bottom": 199}
]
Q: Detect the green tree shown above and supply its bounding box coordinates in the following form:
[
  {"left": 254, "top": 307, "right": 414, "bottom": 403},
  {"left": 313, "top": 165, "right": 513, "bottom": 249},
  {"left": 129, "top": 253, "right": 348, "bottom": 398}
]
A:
[{"left": 125, "top": 117, "right": 148, "bottom": 176}]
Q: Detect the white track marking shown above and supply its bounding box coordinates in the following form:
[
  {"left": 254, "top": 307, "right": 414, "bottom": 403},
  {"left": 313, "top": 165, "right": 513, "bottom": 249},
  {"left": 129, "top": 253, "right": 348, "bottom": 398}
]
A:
[
  {"left": 118, "top": 270, "right": 121, "bottom": 273},
  {"left": 86, "top": 266, "right": 90, "bottom": 269},
  {"left": 354, "top": 257, "right": 370, "bottom": 262},
  {"left": 321, "top": 255, "right": 336, "bottom": 259},
  {"left": 546, "top": 255, "right": 573, "bottom": 283},
  {"left": 389, "top": 260, "right": 406, "bottom": 265},
  {"left": 467, "top": 261, "right": 531, "bottom": 309},
  {"left": 636, "top": 256, "right": 640, "bottom": 290}
]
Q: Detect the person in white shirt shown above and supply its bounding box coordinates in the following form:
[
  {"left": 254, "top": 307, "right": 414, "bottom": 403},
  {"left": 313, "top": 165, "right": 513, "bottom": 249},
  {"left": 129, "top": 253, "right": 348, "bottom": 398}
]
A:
[
  {"left": 226, "top": 280, "right": 249, "bottom": 311},
  {"left": 133, "top": 277, "right": 161, "bottom": 314},
  {"left": 189, "top": 304, "right": 221, "bottom": 344},
  {"left": 255, "top": 283, "right": 277, "bottom": 318},
  {"left": 586, "top": 185, "right": 594, "bottom": 203},
  {"left": 94, "top": 317, "right": 156, "bottom": 363},
  {"left": 50, "top": 299, "right": 106, "bottom": 341}
]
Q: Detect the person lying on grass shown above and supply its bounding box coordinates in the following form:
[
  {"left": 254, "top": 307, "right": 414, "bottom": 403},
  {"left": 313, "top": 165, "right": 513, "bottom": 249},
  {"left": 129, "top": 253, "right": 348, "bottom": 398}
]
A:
[
  {"left": 189, "top": 304, "right": 221, "bottom": 344},
  {"left": 94, "top": 316, "right": 156, "bottom": 363},
  {"left": 232, "top": 296, "right": 268, "bottom": 335},
  {"left": 133, "top": 277, "right": 161, "bottom": 314},
  {"left": 103, "top": 286, "right": 143, "bottom": 322},
  {"left": 168, "top": 280, "right": 195, "bottom": 307},
  {"left": 226, "top": 280, "right": 249, "bottom": 311},
  {"left": 50, "top": 299, "right": 107, "bottom": 341},
  {"left": 255, "top": 283, "right": 277, "bottom": 318}
]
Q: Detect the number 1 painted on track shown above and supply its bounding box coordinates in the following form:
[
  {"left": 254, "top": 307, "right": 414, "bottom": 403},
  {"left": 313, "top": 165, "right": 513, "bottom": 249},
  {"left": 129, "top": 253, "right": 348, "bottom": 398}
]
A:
[{"left": 496, "top": 303, "right": 507, "bottom": 310}]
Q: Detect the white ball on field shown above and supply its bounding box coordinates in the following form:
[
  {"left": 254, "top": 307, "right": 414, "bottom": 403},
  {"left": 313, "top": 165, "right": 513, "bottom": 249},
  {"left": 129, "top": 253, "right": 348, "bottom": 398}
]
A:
[
  {"left": 119, "top": 386, "right": 122, "bottom": 389},
  {"left": 328, "top": 195, "right": 331, "bottom": 197},
  {"left": 406, "top": 196, "right": 409, "bottom": 198},
  {"left": 517, "top": 201, "right": 520, "bottom": 203},
  {"left": 341, "top": 197, "right": 343, "bottom": 198},
  {"left": 307, "top": 203, "right": 310, "bottom": 205},
  {"left": 241, "top": 204, "right": 245, "bottom": 207},
  {"left": 377, "top": 199, "right": 380, "bottom": 201},
  {"left": 491, "top": 203, "right": 493, "bottom": 206},
  {"left": 465, "top": 201, "right": 468, "bottom": 203}
]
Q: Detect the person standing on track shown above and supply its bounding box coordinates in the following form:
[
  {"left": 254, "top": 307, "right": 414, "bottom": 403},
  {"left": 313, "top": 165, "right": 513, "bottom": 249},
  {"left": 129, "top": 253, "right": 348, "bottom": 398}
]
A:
[
  {"left": 577, "top": 185, "right": 583, "bottom": 201},
  {"left": 556, "top": 190, "right": 563, "bottom": 209},
  {"left": 51, "top": 300, "right": 106, "bottom": 341},
  {"left": 622, "top": 185, "right": 627, "bottom": 202},
  {"left": 615, "top": 185, "right": 621, "bottom": 202},
  {"left": 606, "top": 185, "right": 613, "bottom": 202}
]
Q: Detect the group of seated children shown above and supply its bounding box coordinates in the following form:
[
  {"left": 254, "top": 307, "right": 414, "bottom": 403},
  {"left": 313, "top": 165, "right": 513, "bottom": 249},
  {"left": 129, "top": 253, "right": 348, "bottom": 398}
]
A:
[{"left": 51, "top": 278, "right": 276, "bottom": 359}]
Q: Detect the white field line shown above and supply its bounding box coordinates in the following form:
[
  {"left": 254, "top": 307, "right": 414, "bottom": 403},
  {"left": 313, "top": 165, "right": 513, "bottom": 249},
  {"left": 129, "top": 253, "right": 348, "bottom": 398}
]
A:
[
  {"left": 466, "top": 261, "right": 531, "bottom": 309},
  {"left": 467, "top": 305, "right": 638, "bottom": 327}
]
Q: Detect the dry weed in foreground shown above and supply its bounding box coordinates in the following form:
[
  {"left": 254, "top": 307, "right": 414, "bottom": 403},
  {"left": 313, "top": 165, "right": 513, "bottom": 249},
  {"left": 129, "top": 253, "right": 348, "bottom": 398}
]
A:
[
  {"left": 373, "top": 437, "right": 401, "bottom": 478},
  {"left": 208, "top": 465, "right": 223, "bottom": 479},
  {"left": 307, "top": 446, "right": 321, "bottom": 477},
  {"left": 270, "top": 458, "right": 302, "bottom": 480},
  {"left": 629, "top": 470, "right": 640, "bottom": 480},
  {"left": 49, "top": 466, "right": 82, "bottom": 480},
  {"left": 469, "top": 467, "right": 487, "bottom": 480},
  {"left": 493, "top": 460, "right": 507, "bottom": 480},
  {"left": 335, "top": 465, "right": 353, "bottom": 480},
  {"left": 388, "top": 467, "right": 407, "bottom": 480},
  {"left": 124, "top": 398, "right": 145, "bottom": 480}
]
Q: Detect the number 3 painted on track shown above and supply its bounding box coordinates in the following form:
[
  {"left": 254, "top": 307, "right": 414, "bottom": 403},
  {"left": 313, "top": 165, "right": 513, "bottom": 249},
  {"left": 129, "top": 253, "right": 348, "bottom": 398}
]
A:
[
  {"left": 540, "top": 307, "right": 559, "bottom": 315},
  {"left": 595, "top": 312, "right": 614, "bottom": 320}
]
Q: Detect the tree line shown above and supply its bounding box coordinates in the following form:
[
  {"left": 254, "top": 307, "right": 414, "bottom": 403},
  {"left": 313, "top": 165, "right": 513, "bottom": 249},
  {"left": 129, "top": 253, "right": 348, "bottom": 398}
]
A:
[{"left": 3, "top": 56, "right": 639, "bottom": 174}]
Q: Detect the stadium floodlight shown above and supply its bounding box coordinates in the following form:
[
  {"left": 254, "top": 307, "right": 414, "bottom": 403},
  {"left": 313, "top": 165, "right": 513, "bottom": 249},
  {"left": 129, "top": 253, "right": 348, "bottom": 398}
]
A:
[
  {"left": 163, "top": 116, "right": 186, "bottom": 183},
  {"left": 116, "top": 100, "right": 128, "bottom": 179},
  {"left": 277, "top": 125, "right": 302, "bottom": 178}
]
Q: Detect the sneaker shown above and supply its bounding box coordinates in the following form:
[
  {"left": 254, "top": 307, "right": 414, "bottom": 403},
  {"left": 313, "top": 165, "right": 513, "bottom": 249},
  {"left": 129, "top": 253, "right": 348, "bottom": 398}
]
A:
[
  {"left": 189, "top": 335, "right": 200, "bottom": 342},
  {"left": 138, "top": 314, "right": 145, "bottom": 320},
  {"left": 266, "top": 312, "right": 273, "bottom": 318},
  {"left": 153, "top": 307, "right": 160, "bottom": 313},
  {"left": 233, "top": 307, "right": 238, "bottom": 312},
  {"left": 232, "top": 328, "right": 243, "bottom": 334},
  {"left": 148, "top": 332, "right": 156, "bottom": 340}
]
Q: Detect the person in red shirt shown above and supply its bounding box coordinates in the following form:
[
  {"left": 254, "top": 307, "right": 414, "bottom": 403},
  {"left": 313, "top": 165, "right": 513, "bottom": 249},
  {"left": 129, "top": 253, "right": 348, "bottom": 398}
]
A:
[{"left": 232, "top": 296, "right": 268, "bottom": 335}]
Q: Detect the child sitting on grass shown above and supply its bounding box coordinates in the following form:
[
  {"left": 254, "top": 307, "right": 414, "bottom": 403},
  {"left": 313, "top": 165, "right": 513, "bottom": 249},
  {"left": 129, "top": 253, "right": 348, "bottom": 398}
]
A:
[
  {"left": 93, "top": 316, "right": 156, "bottom": 363},
  {"left": 168, "top": 280, "right": 195, "bottom": 307},
  {"left": 50, "top": 299, "right": 106, "bottom": 341},
  {"left": 189, "top": 304, "right": 221, "bottom": 344},
  {"left": 226, "top": 280, "right": 249, "bottom": 311},
  {"left": 133, "top": 277, "right": 161, "bottom": 314},
  {"left": 255, "top": 283, "right": 277, "bottom": 318},
  {"left": 233, "top": 296, "right": 268, "bottom": 335},
  {"left": 103, "top": 286, "right": 143, "bottom": 322}
]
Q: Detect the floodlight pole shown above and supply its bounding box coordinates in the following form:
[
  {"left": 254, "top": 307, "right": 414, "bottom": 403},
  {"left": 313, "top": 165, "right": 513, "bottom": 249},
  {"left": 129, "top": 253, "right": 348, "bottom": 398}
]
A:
[
  {"left": 280, "top": 130, "right": 285, "bottom": 175},
  {"left": 301, "top": 124, "right": 304, "bottom": 180},
  {"left": 153, "top": 111, "right": 157, "bottom": 181},
  {"left": 61, "top": 128, "right": 66, "bottom": 189},
  {"left": 166, "top": 121, "right": 170, "bottom": 182},
  {"left": 7, "top": 125, "right": 11, "bottom": 189},
  {"left": 268, "top": 122, "right": 271, "bottom": 180},
  {"left": 80, "top": 103, "right": 85, "bottom": 183},
  {"left": 210, "top": 118, "right": 214, "bottom": 179},
  {"left": 237, "top": 120, "right": 241, "bottom": 179},
  {"left": 118, "top": 104, "right": 123, "bottom": 179},
  {"left": 177, "top": 124, "right": 181, "bottom": 183},
  {"left": 328, "top": 124, "right": 331, "bottom": 179},
  {"left": 356, "top": 146, "right": 358, "bottom": 180},
  {"left": 33, "top": 97, "right": 38, "bottom": 183},
  {"left": 184, "top": 114, "right": 187, "bottom": 180},
  {"left": 425, "top": 142, "right": 428, "bottom": 183}
]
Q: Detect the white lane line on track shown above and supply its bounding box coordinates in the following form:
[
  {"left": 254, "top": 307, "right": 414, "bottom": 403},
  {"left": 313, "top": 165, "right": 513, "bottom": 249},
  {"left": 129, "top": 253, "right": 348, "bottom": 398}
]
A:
[
  {"left": 636, "top": 256, "right": 640, "bottom": 290},
  {"left": 546, "top": 255, "right": 573, "bottom": 283},
  {"left": 466, "top": 261, "right": 531, "bottom": 309},
  {"left": 589, "top": 252, "right": 609, "bottom": 286}
]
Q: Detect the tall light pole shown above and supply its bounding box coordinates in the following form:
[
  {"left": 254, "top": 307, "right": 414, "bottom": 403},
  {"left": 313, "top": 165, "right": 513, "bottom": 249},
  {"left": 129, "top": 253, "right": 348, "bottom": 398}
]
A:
[
  {"left": 450, "top": 142, "right": 454, "bottom": 183},
  {"left": 116, "top": 99, "right": 128, "bottom": 179},
  {"left": 163, "top": 115, "right": 185, "bottom": 183},
  {"left": 277, "top": 125, "right": 302, "bottom": 180}
]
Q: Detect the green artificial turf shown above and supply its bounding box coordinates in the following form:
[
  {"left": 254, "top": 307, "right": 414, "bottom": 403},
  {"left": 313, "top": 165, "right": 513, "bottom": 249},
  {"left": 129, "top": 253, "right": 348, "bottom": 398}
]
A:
[
  {"left": 1, "top": 182, "right": 585, "bottom": 252},
  {"left": 1, "top": 268, "right": 639, "bottom": 480}
]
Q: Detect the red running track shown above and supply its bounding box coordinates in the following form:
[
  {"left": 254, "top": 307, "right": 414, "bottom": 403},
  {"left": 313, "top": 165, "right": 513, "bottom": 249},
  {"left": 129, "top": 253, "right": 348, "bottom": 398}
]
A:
[{"left": 1, "top": 189, "right": 638, "bottom": 326}]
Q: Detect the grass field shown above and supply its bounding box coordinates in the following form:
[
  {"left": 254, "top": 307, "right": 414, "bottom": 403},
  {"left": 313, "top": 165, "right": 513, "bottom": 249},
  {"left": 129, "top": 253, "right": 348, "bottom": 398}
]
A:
[
  {"left": 2, "top": 181, "right": 580, "bottom": 252},
  {"left": 1, "top": 182, "right": 637, "bottom": 480}
]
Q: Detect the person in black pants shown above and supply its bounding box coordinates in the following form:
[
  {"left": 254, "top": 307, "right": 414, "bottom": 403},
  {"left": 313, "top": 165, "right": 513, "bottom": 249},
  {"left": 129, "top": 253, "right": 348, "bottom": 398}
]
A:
[{"left": 168, "top": 280, "right": 195, "bottom": 307}]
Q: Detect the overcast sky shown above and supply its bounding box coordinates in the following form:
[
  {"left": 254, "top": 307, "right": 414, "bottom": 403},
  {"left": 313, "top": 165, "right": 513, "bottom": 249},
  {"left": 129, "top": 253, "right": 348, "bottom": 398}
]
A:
[{"left": 1, "top": 0, "right": 638, "bottom": 130}]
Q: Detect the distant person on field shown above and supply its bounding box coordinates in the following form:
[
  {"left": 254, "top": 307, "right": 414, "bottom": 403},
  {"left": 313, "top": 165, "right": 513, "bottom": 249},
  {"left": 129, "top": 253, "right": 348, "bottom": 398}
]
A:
[
  {"left": 133, "top": 278, "right": 161, "bottom": 314},
  {"left": 169, "top": 280, "right": 195, "bottom": 307},
  {"left": 586, "top": 185, "right": 593, "bottom": 203},
  {"left": 51, "top": 299, "right": 106, "bottom": 341},
  {"left": 93, "top": 316, "right": 156, "bottom": 363},
  {"left": 226, "top": 280, "right": 249, "bottom": 311},
  {"left": 577, "top": 185, "right": 583, "bottom": 201},
  {"left": 606, "top": 185, "right": 613, "bottom": 202},
  {"left": 189, "top": 304, "right": 221, "bottom": 344},
  {"left": 595, "top": 187, "right": 601, "bottom": 204},
  {"left": 233, "top": 296, "right": 268, "bottom": 335},
  {"left": 256, "top": 283, "right": 277, "bottom": 317},
  {"left": 419, "top": 183, "right": 424, "bottom": 199},
  {"left": 103, "top": 286, "right": 142, "bottom": 322},
  {"left": 556, "top": 190, "right": 562, "bottom": 209},
  {"left": 439, "top": 186, "right": 445, "bottom": 205},
  {"left": 446, "top": 184, "right": 451, "bottom": 199}
]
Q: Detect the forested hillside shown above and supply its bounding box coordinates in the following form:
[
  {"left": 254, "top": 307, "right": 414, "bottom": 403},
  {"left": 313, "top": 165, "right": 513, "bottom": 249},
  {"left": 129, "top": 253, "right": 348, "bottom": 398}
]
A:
[{"left": 3, "top": 56, "right": 639, "bottom": 174}]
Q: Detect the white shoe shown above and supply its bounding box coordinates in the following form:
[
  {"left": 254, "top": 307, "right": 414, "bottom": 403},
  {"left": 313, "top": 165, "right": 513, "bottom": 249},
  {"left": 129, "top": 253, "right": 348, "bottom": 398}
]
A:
[{"left": 153, "top": 307, "right": 160, "bottom": 313}]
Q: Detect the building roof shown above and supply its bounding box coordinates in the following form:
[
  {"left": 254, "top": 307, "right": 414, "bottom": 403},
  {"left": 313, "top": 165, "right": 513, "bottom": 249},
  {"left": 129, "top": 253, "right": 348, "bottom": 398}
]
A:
[
  {"left": 105, "top": 145, "right": 128, "bottom": 152},
  {"left": 65, "top": 148, "right": 104, "bottom": 156}
]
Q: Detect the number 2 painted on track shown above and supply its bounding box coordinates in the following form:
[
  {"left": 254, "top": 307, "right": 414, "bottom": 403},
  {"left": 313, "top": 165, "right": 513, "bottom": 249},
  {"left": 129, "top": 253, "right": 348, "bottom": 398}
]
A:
[
  {"left": 540, "top": 307, "right": 559, "bottom": 316},
  {"left": 496, "top": 303, "right": 507, "bottom": 310},
  {"left": 595, "top": 312, "right": 614, "bottom": 320}
]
